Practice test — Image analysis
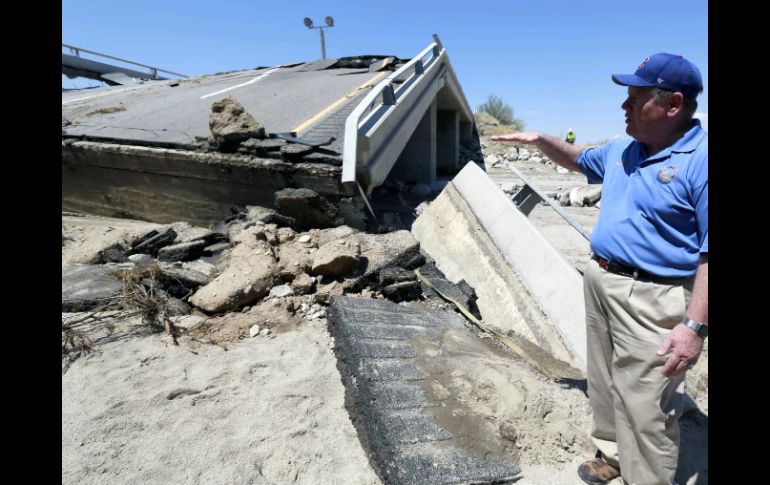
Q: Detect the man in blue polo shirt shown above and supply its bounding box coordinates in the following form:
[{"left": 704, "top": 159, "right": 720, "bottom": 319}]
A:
[{"left": 493, "top": 53, "right": 707, "bottom": 485}]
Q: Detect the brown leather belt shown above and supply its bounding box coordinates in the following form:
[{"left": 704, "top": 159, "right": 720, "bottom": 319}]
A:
[{"left": 592, "top": 255, "right": 685, "bottom": 283}]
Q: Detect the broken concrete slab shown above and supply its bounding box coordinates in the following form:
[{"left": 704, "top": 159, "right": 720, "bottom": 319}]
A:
[
  {"left": 327, "top": 296, "right": 522, "bottom": 484},
  {"left": 62, "top": 263, "right": 126, "bottom": 311},
  {"left": 311, "top": 238, "right": 360, "bottom": 277},
  {"left": 129, "top": 228, "right": 178, "bottom": 256},
  {"left": 189, "top": 236, "right": 279, "bottom": 313},
  {"left": 412, "top": 162, "right": 587, "bottom": 373},
  {"left": 157, "top": 240, "right": 207, "bottom": 262},
  {"left": 347, "top": 230, "right": 423, "bottom": 291}
]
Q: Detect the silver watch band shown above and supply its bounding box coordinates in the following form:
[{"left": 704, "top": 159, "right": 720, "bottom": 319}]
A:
[{"left": 682, "top": 318, "right": 708, "bottom": 338}]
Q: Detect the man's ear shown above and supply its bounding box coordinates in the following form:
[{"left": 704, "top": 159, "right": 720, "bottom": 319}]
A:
[{"left": 669, "top": 92, "right": 685, "bottom": 115}]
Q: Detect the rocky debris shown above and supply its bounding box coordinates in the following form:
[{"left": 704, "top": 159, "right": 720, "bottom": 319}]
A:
[
  {"left": 279, "top": 143, "right": 315, "bottom": 158},
  {"left": 189, "top": 296, "right": 303, "bottom": 345},
  {"left": 276, "top": 227, "right": 296, "bottom": 244},
  {"left": 203, "top": 242, "right": 230, "bottom": 255},
  {"left": 314, "top": 280, "right": 345, "bottom": 304},
  {"left": 217, "top": 205, "right": 295, "bottom": 238},
  {"left": 551, "top": 185, "right": 603, "bottom": 207},
  {"left": 378, "top": 266, "right": 417, "bottom": 286},
  {"left": 158, "top": 239, "right": 207, "bottom": 262},
  {"left": 62, "top": 263, "right": 126, "bottom": 311},
  {"left": 99, "top": 246, "right": 129, "bottom": 263},
  {"left": 290, "top": 273, "right": 315, "bottom": 295},
  {"left": 337, "top": 197, "right": 368, "bottom": 230},
  {"left": 381, "top": 280, "right": 422, "bottom": 302},
  {"left": 167, "top": 222, "right": 223, "bottom": 245},
  {"left": 275, "top": 188, "right": 340, "bottom": 230},
  {"left": 170, "top": 314, "right": 207, "bottom": 331},
  {"left": 128, "top": 253, "right": 154, "bottom": 266},
  {"left": 129, "top": 228, "right": 178, "bottom": 256},
  {"left": 568, "top": 185, "right": 602, "bottom": 207},
  {"left": 63, "top": 208, "right": 427, "bottom": 340},
  {"left": 269, "top": 284, "right": 294, "bottom": 298},
  {"left": 418, "top": 260, "right": 482, "bottom": 320},
  {"left": 208, "top": 96, "right": 266, "bottom": 148},
  {"left": 311, "top": 237, "right": 361, "bottom": 277},
  {"left": 500, "top": 182, "right": 521, "bottom": 195},
  {"left": 504, "top": 147, "right": 519, "bottom": 161},
  {"left": 350, "top": 230, "right": 424, "bottom": 289},
  {"left": 484, "top": 154, "right": 500, "bottom": 167}
]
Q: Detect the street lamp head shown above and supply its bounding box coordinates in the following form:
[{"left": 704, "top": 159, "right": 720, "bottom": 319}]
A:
[
  {"left": 303, "top": 17, "right": 313, "bottom": 28},
  {"left": 325, "top": 16, "right": 334, "bottom": 27}
]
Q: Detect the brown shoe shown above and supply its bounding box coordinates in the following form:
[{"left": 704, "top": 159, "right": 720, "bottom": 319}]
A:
[{"left": 577, "top": 453, "right": 621, "bottom": 484}]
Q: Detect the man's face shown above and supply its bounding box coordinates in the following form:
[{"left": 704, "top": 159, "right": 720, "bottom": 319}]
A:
[{"left": 621, "top": 86, "right": 667, "bottom": 143}]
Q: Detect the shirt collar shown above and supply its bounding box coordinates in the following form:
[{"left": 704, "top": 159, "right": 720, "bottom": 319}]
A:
[{"left": 643, "top": 119, "right": 707, "bottom": 163}]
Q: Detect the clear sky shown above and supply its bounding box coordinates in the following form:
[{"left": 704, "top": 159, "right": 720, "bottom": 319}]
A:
[{"left": 62, "top": 0, "right": 708, "bottom": 144}]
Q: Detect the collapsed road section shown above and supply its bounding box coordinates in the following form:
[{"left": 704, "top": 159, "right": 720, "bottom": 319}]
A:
[{"left": 62, "top": 36, "right": 479, "bottom": 226}]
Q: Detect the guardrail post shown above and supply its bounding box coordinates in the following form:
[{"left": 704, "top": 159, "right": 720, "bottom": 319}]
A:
[
  {"left": 414, "top": 60, "right": 424, "bottom": 75},
  {"left": 382, "top": 84, "right": 396, "bottom": 105}
]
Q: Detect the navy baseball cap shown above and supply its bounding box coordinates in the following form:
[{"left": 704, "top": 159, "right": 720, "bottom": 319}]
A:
[{"left": 612, "top": 53, "right": 703, "bottom": 98}]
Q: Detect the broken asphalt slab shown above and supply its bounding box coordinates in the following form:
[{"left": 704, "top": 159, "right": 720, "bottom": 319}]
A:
[{"left": 328, "top": 296, "right": 522, "bottom": 485}]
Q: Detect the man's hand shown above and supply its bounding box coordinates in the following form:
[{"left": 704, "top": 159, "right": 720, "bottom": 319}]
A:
[
  {"left": 491, "top": 132, "right": 542, "bottom": 144},
  {"left": 656, "top": 324, "right": 704, "bottom": 377}
]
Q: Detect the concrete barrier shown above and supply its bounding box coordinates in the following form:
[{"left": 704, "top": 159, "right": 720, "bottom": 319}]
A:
[{"left": 412, "top": 162, "right": 587, "bottom": 373}]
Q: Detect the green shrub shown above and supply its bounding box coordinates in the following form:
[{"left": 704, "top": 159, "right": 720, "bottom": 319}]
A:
[{"left": 476, "top": 94, "right": 525, "bottom": 130}]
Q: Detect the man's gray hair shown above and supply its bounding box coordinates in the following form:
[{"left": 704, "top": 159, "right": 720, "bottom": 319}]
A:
[{"left": 652, "top": 87, "right": 698, "bottom": 120}]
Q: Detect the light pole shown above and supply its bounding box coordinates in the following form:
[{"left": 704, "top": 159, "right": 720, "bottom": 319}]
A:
[{"left": 303, "top": 16, "right": 334, "bottom": 60}]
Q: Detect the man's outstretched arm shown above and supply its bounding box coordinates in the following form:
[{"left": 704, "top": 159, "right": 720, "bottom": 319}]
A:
[{"left": 492, "top": 132, "right": 584, "bottom": 173}]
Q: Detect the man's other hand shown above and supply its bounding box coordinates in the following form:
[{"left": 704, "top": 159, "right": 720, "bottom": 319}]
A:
[{"left": 656, "top": 324, "right": 704, "bottom": 377}]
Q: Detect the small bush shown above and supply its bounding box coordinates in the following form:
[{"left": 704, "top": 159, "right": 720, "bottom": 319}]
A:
[{"left": 476, "top": 94, "right": 525, "bottom": 130}]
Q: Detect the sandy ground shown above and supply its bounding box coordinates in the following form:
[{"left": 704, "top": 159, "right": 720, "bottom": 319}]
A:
[{"left": 62, "top": 317, "right": 381, "bottom": 485}]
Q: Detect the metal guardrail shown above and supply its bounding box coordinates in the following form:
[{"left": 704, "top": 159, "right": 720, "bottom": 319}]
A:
[
  {"left": 341, "top": 37, "right": 445, "bottom": 187},
  {"left": 62, "top": 43, "right": 188, "bottom": 79},
  {"left": 505, "top": 161, "right": 592, "bottom": 242}
]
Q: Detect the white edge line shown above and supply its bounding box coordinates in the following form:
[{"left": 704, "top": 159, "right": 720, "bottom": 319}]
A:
[
  {"left": 200, "top": 67, "right": 281, "bottom": 100},
  {"left": 62, "top": 82, "right": 167, "bottom": 105}
]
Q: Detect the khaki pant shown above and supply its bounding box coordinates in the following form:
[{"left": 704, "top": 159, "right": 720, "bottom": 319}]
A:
[{"left": 584, "top": 258, "right": 693, "bottom": 485}]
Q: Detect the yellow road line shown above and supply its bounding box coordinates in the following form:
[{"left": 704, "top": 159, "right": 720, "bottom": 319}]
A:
[{"left": 292, "top": 70, "right": 389, "bottom": 134}]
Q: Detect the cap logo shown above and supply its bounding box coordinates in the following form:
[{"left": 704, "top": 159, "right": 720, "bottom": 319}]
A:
[
  {"left": 638, "top": 57, "right": 650, "bottom": 69},
  {"left": 657, "top": 78, "right": 664, "bottom": 84}
]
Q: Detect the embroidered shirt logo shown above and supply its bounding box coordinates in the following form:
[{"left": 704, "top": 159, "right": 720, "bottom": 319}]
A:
[{"left": 657, "top": 165, "right": 677, "bottom": 183}]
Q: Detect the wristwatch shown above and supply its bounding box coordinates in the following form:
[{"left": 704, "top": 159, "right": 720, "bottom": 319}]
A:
[{"left": 682, "top": 318, "right": 708, "bottom": 338}]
